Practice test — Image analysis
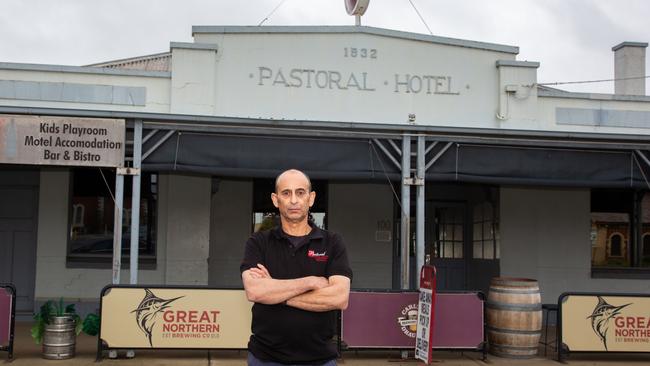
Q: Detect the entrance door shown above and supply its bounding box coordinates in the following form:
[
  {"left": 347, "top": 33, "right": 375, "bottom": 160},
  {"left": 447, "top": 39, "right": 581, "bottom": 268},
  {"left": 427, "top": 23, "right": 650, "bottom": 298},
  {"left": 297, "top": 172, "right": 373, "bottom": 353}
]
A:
[
  {"left": 427, "top": 202, "right": 467, "bottom": 291},
  {"left": 0, "top": 184, "right": 38, "bottom": 313}
]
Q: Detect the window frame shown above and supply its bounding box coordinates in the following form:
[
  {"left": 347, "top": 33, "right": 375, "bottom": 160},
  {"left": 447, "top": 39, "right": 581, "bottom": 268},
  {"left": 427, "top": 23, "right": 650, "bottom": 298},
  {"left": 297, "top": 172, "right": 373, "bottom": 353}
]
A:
[
  {"left": 643, "top": 233, "right": 650, "bottom": 258},
  {"left": 591, "top": 189, "right": 650, "bottom": 278},
  {"left": 65, "top": 168, "right": 158, "bottom": 269},
  {"left": 471, "top": 200, "right": 500, "bottom": 260}
]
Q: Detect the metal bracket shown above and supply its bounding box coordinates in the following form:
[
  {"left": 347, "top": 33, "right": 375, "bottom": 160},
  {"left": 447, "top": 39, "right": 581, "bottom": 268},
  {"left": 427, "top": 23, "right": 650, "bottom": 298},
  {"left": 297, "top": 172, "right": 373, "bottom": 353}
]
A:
[
  {"left": 403, "top": 177, "right": 424, "bottom": 186},
  {"left": 117, "top": 167, "right": 141, "bottom": 176}
]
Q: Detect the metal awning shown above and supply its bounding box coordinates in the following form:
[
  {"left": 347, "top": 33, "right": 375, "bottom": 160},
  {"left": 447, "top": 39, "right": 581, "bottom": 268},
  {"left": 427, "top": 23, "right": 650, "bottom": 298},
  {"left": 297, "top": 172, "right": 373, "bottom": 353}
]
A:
[
  {"left": 138, "top": 129, "right": 650, "bottom": 188},
  {"left": 2, "top": 105, "right": 649, "bottom": 187}
]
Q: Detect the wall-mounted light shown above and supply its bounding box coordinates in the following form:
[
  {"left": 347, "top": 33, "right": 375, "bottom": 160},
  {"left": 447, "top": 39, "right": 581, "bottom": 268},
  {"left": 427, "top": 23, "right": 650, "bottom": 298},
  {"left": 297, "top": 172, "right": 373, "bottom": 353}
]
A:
[{"left": 408, "top": 113, "right": 416, "bottom": 123}]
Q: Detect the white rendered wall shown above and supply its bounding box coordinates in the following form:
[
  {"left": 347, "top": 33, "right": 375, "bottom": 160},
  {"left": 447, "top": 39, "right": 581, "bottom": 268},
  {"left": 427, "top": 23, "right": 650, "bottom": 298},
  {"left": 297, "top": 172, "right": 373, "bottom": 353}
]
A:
[
  {"left": 538, "top": 96, "right": 650, "bottom": 136},
  {"left": 0, "top": 69, "right": 171, "bottom": 113},
  {"left": 327, "top": 182, "right": 393, "bottom": 289},
  {"left": 34, "top": 169, "right": 166, "bottom": 302},
  {"left": 193, "top": 32, "right": 513, "bottom": 127},
  {"left": 170, "top": 45, "right": 218, "bottom": 115},
  {"left": 500, "top": 187, "right": 650, "bottom": 304},
  {"left": 208, "top": 179, "right": 252, "bottom": 288},
  {"left": 496, "top": 63, "right": 538, "bottom": 127},
  {"left": 161, "top": 173, "right": 211, "bottom": 285}
]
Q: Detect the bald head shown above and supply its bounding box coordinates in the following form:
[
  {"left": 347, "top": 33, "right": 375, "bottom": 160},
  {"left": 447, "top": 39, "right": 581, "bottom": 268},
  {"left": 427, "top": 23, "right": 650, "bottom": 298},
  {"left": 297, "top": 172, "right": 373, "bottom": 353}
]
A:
[
  {"left": 274, "top": 169, "right": 312, "bottom": 193},
  {"left": 272, "top": 169, "right": 315, "bottom": 226}
]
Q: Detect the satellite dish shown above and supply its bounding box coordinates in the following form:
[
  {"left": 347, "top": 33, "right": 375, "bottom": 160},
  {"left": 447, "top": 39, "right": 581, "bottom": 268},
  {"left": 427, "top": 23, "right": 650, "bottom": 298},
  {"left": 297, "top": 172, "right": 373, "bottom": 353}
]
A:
[{"left": 345, "top": 0, "right": 370, "bottom": 16}]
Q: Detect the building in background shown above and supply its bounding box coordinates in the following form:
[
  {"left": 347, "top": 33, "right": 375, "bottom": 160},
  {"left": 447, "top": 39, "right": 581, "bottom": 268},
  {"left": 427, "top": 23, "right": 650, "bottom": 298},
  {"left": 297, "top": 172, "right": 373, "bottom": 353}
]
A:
[{"left": 1, "top": 25, "right": 649, "bottom": 316}]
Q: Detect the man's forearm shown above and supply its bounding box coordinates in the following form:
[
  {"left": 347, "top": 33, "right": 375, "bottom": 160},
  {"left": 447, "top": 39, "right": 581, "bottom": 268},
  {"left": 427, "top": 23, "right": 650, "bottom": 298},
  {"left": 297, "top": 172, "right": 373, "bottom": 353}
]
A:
[
  {"left": 286, "top": 276, "right": 350, "bottom": 312},
  {"left": 244, "top": 276, "right": 322, "bottom": 305}
]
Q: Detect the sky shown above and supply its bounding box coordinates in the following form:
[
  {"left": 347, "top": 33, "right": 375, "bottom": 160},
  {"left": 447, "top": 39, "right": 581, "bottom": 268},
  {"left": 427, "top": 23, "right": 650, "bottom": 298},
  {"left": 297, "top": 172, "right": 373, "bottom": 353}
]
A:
[{"left": 1, "top": 0, "right": 649, "bottom": 94}]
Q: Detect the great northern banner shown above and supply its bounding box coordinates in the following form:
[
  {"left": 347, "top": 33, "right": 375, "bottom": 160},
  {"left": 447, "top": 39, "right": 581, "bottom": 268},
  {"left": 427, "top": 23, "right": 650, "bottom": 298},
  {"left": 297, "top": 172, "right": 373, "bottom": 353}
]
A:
[
  {"left": 561, "top": 294, "right": 650, "bottom": 353},
  {"left": 100, "top": 287, "right": 252, "bottom": 349}
]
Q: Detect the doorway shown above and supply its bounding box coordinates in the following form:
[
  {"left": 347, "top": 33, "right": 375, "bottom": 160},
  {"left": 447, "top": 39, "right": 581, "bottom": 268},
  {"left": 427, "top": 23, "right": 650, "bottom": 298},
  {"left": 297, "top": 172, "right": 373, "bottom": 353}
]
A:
[
  {"left": 0, "top": 170, "right": 39, "bottom": 313},
  {"left": 392, "top": 184, "right": 500, "bottom": 292},
  {"left": 427, "top": 201, "right": 468, "bottom": 291}
]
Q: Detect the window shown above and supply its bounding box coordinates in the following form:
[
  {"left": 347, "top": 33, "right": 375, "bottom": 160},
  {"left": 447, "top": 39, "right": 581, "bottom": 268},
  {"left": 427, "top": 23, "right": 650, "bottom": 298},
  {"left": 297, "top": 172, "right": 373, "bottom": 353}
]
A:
[
  {"left": 252, "top": 178, "right": 327, "bottom": 233},
  {"left": 67, "top": 168, "right": 157, "bottom": 268},
  {"left": 608, "top": 233, "right": 624, "bottom": 257},
  {"left": 472, "top": 200, "right": 500, "bottom": 259},
  {"left": 643, "top": 234, "right": 650, "bottom": 266},
  {"left": 590, "top": 189, "right": 650, "bottom": 272},
  {"left": 71, "top": 204, "right": 84, "bottom": 228},
  {"left": 434, "top": 206, "right": 464, "bottom": 259},
  {"left": 643, "top": 193, "right": 650, "bottom": 267}
]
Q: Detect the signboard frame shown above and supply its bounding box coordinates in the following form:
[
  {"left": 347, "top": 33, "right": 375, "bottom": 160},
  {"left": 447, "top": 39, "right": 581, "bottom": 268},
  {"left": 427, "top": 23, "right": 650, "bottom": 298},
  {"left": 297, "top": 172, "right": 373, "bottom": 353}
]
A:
[
  {"left": 558, "top": 292, "right": 650, "bottom": 362},
  {"left": 96, "top": 284, "right": 253, "bottom": 361},
  {"left": 340, "top": 290, "right": 420, "bottom": 349},
  {"left": 0, "top": 114, "right": 126, "bottom": 168},
  {"left": 339, "top": 289, "right": 486, "bottom": 359},
  {"left": 0, "top": 284, "right": 16, "bottom": 360}
]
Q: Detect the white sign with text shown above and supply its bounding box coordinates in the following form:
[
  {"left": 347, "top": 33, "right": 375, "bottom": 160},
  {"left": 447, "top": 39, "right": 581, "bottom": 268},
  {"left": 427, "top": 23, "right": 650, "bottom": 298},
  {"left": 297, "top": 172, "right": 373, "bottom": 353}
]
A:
[{"left": 0, "top": 114, "right": 125, "bottom": 167}]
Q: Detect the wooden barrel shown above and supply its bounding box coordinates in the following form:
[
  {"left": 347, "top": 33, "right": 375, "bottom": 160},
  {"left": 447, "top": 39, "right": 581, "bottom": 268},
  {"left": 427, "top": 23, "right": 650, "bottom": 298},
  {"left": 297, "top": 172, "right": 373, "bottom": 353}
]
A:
[
  {"left": 486, "top": 277, "right": 542, "bottom": 358},
  {"left": 42, "top": 316, "right": 76, "bottom": 359}
]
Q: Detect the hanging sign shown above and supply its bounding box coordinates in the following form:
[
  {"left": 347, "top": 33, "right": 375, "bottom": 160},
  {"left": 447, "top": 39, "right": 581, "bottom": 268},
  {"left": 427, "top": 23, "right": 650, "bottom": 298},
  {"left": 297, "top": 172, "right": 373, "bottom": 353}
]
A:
[
  {"left": 0, "top": 114, "right": 124, "bottom": 167},
  {"left": 415, "top": 265, "right": 436, "bottom": 363}
]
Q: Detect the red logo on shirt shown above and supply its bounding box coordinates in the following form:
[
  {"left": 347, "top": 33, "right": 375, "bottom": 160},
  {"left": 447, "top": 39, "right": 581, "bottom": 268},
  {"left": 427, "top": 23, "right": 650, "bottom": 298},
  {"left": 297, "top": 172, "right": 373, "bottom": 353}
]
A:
[{"left": 308, "top": 250, "right": 329, "bottom": 262}]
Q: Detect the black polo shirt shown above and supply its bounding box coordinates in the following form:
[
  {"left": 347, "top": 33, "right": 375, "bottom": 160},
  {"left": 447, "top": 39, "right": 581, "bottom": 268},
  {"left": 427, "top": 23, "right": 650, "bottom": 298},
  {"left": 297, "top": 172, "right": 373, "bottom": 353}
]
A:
[{"left": 240, "top": 225, "right": 353, "bottom": 365}]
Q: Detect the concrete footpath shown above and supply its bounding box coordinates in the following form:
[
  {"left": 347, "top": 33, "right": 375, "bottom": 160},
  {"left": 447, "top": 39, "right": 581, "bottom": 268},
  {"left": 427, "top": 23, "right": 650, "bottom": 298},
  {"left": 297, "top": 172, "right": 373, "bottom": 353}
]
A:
[{"left": 4, "top": 322, "right": 650, "bottom": 365}]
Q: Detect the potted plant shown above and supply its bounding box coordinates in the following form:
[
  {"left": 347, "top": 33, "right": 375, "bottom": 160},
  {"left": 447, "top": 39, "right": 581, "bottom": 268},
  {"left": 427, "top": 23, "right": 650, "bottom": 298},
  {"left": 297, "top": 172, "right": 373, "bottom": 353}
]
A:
[
  {"left": 81, "top": 312, "right": 100, "bottom": 336},
  {"left": 31, "top": 298, "right": 82, "bottom": 360}
]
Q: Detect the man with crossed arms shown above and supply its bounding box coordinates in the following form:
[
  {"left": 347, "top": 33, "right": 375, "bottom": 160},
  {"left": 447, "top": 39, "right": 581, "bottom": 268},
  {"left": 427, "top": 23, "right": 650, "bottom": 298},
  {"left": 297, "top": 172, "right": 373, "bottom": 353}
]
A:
[{"left": 241, "top": 169, "right": 353, "bottom": 365}]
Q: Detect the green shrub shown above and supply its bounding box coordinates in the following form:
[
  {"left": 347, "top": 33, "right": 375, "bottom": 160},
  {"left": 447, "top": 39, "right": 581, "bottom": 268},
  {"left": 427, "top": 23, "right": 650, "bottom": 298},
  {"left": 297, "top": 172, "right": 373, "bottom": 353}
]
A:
[
  {"left": 82, "top": 313, "right": 100, "bottom": 336},
  {"left": 30, "top": 298, "right": 82, "bottom": 344}
]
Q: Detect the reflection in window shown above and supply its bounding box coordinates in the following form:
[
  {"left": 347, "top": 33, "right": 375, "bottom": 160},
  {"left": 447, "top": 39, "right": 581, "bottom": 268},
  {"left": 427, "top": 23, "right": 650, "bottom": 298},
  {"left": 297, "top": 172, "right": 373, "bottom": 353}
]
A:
[
  {"left": 643, "top": 193, "right": 650, "bottom": 267},
  {"left": 609, "top": 233, "right": 623, "bottom": 257},
  {"left": 68, "top": 168, "right": 157, "bottom": 260},
  {"left": 71, "top": 204, "right": 85, "bottom": 230},
  {"left": 643, "top": 234, "right": 650, "bottom": 267},
  {"left": 590, "top": 189, "right": 632, "bottom": 268}
]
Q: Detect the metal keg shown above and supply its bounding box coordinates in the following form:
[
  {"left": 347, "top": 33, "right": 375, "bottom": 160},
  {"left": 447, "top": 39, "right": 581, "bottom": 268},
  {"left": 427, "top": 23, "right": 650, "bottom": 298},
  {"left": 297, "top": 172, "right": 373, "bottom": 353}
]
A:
[{"left": 42, "top": 315, "right": 76, "bottom": 360}]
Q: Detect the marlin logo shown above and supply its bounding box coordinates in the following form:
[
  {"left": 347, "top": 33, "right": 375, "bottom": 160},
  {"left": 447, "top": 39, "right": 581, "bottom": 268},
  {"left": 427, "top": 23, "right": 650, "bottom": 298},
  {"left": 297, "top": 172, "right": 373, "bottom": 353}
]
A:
[
  {"left": 131, "top": 289, "right": 183, "bottom": 346},
  {"left": 586, "top": 296, "right": 631, "bottom": 350}
]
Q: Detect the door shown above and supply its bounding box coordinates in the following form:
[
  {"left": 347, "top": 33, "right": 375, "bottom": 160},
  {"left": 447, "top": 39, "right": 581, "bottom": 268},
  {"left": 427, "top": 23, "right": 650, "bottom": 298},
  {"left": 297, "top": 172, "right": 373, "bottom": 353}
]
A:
[
  {"left": 427, "top": 202, "right": 467, "bottom": 291},
  {"left": 0, "top": 184, "right": 38, "bottom": 313}
]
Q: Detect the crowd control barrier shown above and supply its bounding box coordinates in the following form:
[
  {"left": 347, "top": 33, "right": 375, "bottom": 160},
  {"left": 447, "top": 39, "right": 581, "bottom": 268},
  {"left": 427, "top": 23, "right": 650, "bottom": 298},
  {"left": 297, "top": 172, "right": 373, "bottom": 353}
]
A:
[
  {"left": 341, "top": 290, "right": 485, "bottom": 358},
  {"left": 558, "top": 292, "right": 650, "bottom": 362},
  {"left": 97, "top": 285, "right": 486, "bottom": 361},
  {"left": 97, "top": 285, "right": 252, "bottom": 360},
  {"left": 0, "top": 284, "right": 16, "bottom": 360}
]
